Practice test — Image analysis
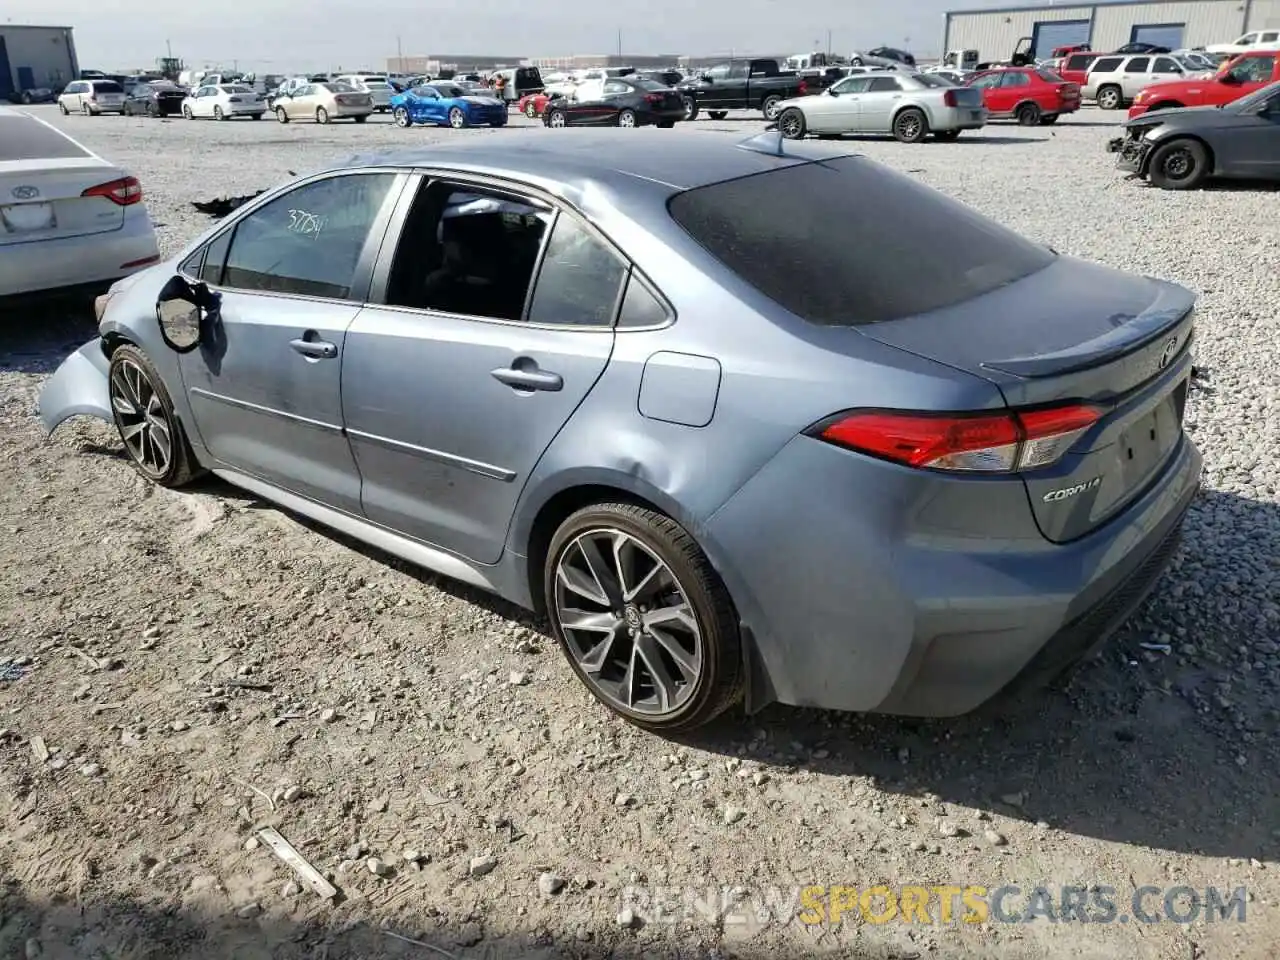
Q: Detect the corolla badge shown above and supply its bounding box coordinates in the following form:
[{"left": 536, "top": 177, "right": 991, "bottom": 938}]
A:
[
  {"left": 1043, "top": 476, "right": 1102, "bottom": 503},
  {"left": 1157, "top": 335, "right": 1180, "bottom": 370},
  {"left": 11, "top": 185, "right": 40, "bottom": 200}
]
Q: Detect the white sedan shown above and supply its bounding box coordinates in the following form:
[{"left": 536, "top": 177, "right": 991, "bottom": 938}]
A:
[
  {"left": 181, "top": 84, "right": 267, "bottom": 120},
  {"left": 0, "top": 107, "right": 159, "bottom": 299}
]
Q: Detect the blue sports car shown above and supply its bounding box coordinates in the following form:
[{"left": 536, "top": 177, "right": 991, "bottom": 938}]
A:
[{"left": 391, "top": 82, "right": 507, "bottom": 129}]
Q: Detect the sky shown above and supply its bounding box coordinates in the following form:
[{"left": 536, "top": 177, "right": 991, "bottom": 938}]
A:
[{"left": 3, "top": 0, "right": 1019, "bottom": 72}]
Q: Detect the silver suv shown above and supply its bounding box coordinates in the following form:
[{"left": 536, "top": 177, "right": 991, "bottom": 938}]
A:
[{"left": 1085, "top": 54, "right": 1197, "bottom": 109}]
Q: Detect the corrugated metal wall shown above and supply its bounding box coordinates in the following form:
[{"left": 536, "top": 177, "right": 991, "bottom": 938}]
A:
[
  {"left": 944, "top": 6, "right": 1093, "bottom": 61},
  {"left": 1248, "top": 0, "right": 1280, "bottom": 30},
  {"left": 943, "top": 1, "right": 1254, "bottom": 60},
  {"left": 1092, "top": 2, "right": 1245, "bottom": 49}
]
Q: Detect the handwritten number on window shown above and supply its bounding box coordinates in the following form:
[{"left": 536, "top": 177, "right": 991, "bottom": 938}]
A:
[{"left": 287, "top": 208, "right": 327, "bottom": 240}]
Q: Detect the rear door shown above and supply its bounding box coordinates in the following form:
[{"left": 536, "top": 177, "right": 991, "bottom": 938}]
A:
[
  {"left": 177, "top": 170, "right": 406, "bottom": 515},
  {"left": 342, "top": 175, "right": 624, "bottom": 564},
  {"left": 0, "top": 114, "right": 131, "bottom": 247},
  {"left": 1213, "top": 85, "right": 1280, "bottom": 176},
  {"left": 967, "top": 72, "right": 1008, "bottom": 113},
  {"left": 858, "top": 75, "right": 904, "bottom": 131},
  {"left": 805, "top": 75, "right": 868, "bottom": 132},
  {"left": 1118, "top": 56, "right": 1151, "bottom": 98}
]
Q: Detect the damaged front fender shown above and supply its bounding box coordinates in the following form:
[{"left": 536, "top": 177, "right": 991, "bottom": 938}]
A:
[{"left": 38, "top": 339, "right": 113, "bottom": 436}]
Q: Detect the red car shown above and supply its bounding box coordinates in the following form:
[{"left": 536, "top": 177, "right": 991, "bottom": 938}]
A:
[
  {"left": 1058, "top": 51, "right": 1106, "bottom": 86},
  {"left": 517, "top": 92, "right": 550, "bottom": 118},
  {"left": 966, "top": 67, "right": 1082, "bottom": 125},
  {"left": 1128, "top": 50, "right": 1280, "bottom": 118}
]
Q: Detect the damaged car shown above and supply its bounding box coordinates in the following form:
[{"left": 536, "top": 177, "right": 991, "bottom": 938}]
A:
[
  {"left": 40, "top": 133, "right": 1201, "bottom": 733},
  {"left": 1108, "top": 79, "right": 1280, "bottom": 189}
]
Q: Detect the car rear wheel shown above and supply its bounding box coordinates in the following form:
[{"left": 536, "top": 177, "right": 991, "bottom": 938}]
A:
[
  {"left": 58, "top": 101, "right": 69, "bottom": 115},
  {"left": 81, "top": 102, "right": 92, "bottom": 116},
  {"left": 183, "top": 105, "right": 193, "bottom": 119},
  {"left": 108, "top": 345, "right": 201, "bottom": 488},
  {"left": 276, "top": 106, "right": 289, "bottom": 123},
  {"left": 1096, "top": 85, "right": 1122, "bottom": 110},
  {"left": 547, "top": 109, "right": 566, "bottom": 128},
  {"left": 761, "top": 95, "right": 783, "bottom": 120},
  {"left": 778, "top": 107, "right": 806, "bottom": 139},
  {"left": 354, "top": 114, "right": 368, "bottom": 123},
  {"left": 682, "top": 96, "right": 699, "bottom": 121},
  {"left": 934, "top": 129, "right": 961, "bottom": 141},
  {"left": 213, "top": 105, "right": 226, "bottom": 120},
  {"left": 315, "top": 106, "right": 329, "bottom": 124},
  {"left": 708, "top": 110, "right": 728, "bottom": 120},
  {"left": 1039, "top": 114, "right": 1059, "bottom": 125},
  {"left": 544, "top": 503, "right": 742, "bottom": 733},
  {"left": 893, "top": 107, "right": 928, "bottom": 143},
  {"left": 524, "top": 101, "right": 537, "bottom": 118},
  {"left": 1148, "top": 138, "right": 1210, "bottom": 190},
  {"left": 393, "top": 106, "right": 411, "bottom": 127},
  {"left": 448, "top": 106, "right": 466, "bottom": 128},
  {"left": 1015, "top": 102, "right": 1041, "bottom": 126},
  {"left": 617, "top": 109, "right": 637, "bottom": 128}
]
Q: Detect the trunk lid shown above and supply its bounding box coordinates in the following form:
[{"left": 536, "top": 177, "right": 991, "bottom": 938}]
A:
[
  {"left": 0, "top": 160, "right": 128, "bottom": 245},
  {"left": 856, "top": 256, "right": 1195, "bottom": 543},
  {"left": 946, "top": 86, "right": 985, "bottom": 108}
]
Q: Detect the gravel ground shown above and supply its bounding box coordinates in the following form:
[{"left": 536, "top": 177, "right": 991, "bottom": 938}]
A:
[{"left": 1, "top": 105, "right": 1277, "bottom": 960}]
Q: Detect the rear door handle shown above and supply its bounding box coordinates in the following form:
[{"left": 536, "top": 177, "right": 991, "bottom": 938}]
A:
[
  {"left": 290, "top": 336, "right": 337, "bottom": 359},
  {"left": 491, "top": 365, "right": 563, "bottom": 392}
]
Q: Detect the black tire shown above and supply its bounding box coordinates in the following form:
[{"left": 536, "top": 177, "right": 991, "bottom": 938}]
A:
[
  {"left": 708, "top": 110, "right": 728, "bottom": 120},
  {"left": 59, "top": 101, "right": 69, "bottom": 115},
  {"left": 213, "top": 105, "right": 225, "bottom": 121},
  {"left": 546, "top": 108, "right": 566, "bottom": 128},
  {"left": 617, "top": 108, "right": 637, "bottom": 128},
  {"left": 934, "top": 129, "right": 961, "bottom": 141},
  {"left": 393, "top": 105, "right": 411, "bottom": 127},
  {"left": 183, "top": 105, "right": 193, "bottom": 119},
  {"left": 1015, "top": 102, "right": 1041, "bottom": 126},
  {"left": 682, "top": 96, "right": 699, "bottom": 121},
  {"left": 892, "top": 107, "right": 928, "bottom": 143},
  {"left": 250, "top": 113, "right": 262, "bottom": 120},
  {"left": 82, "top": 102, "right": 92, "bottom": 116},
  {"left": 524, "top": 101, "right": 537, "bottom": 118},
  {"left": 1147, "top": 138, "right": 1210, "bottom": 190},
  {"left": 316, "top": 106, "right": 329, "bottom": 124},
  {"left": 1039, "top": 114, "right": 1059, "bottom": 125},
  {"left": 107, "top": 345, "right": 202, "bottom": 488},
  {"left": 778, "top": 107, "right": 806, "bottom": 139},
  {"left": 761, "top": 94, "right": 783, "bottom": 120},
  {"left": 656, "top": 120, "right": 676, "bottom": 128},
  {"left": 544, "top": 503, "right": 743, "bottom": 733},
  {"left": 1095, "top": 85, "right": 1122, "bottom": 111},
  {"left": 276, "top": 106, "right": 289, "bottom": 123},
  {"left": 354, "top": 114, "right": 367, "bottom": 123}
]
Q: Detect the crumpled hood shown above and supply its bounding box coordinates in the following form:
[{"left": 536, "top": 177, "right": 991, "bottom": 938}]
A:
[{"left": 1125, "top": 104, "right": 1226, "bottom": 127}]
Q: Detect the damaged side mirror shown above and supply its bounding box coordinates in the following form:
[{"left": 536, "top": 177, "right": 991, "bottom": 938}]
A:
[{"left": 156, "top": 274, "right": 216, "bottom": 353}]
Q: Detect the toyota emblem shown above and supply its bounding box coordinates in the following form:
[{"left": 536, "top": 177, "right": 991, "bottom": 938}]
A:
[
  {"left": 1157, "top": 335, "right": 1179, "bottom": 370},
  {"left": 10, "top": 185, "right": 40, "bottom": 200}
]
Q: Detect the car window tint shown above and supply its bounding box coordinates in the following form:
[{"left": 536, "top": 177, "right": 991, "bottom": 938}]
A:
[
  {"left": 667, "top": 156, "right": 1055, "bottom": 327},
  {"left": 1092, "top": 57, "right": 1124, "bottom": 72},
  {"left": 616, "top": 273, "right": 669, "bottom": 328},
  {"left": 1126, "top": 57, "right": 1151, "bottom": 71},
  {"left": 1153, "top": 57, "right": 1179, "bottom": 72},
  {"left": 222, "top": 173, "right": 395, "bottom": 300},
  {"left": 526, "top": 213, "right": 627, "bottom": 327},
  {"left": 1000, "top": 72, "right": 1030, "bottom": 87},
  {"left": 0, "top": 115, "right": 91, "bottom": 161},
  {"left": 603, "top": 80, "right": 629, "bottom": 94},
  {"left": 867, "top": 77, "right": 901, "bottom": 92},
  {"left": 385, "top": 183, "right": 552, "bottom": 321},
  {"left": 833, "top": 76, "right": 870, "bottom": 94},
  {"left": 201, "top": 229, "right": 233, "bottom": 285}
]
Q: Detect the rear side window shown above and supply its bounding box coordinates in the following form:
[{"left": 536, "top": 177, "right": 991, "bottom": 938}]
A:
[
  {"left": 1126, "top": 57, "right": 1151, "bottom": 71},
  {"left": 667, "top": 157, "right": 1055, "bottom": 327},
  {"left": 1065, "top": 54, "right": 1092, "bottom": 69},
  {"left": 93, "top": 81, "right": 124, "bottom": 93},
  {"left": 1092, "top": 57, "right": 1124, "bottom": 72},
  {"left": 0, "top": 115, "right": 91, "bottom": 161}
]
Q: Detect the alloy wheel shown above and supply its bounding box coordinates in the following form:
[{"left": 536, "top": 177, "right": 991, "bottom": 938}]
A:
[
  {"left": 1098, "top": 88, "right": 1120, "bottom": 110},
  {"left": 553, "top": 528, "right": 704, "bottom": 717},
  {"left": 896, "top": 113, "right": 921, "bottom": 140},
  {"left": 779, "top": 110, "right": 803, "bottom": 138},
  {"left": 549, "top": 111, "right": 565, "bottom": 128},
  {"left": 618, "top": 110, "right": 636, "bottom": 128},
  {"left": 394, "top": 107, "right": 410, "bottom": 126},
  {"left": 110, "top": 358, "right": 172, "bottom": 478},
  {"left": 525, "top": 102, "right": 537, "bottom": 117},
  {"left": 449, "top": 107, "right": 465, "bottom": 128}
]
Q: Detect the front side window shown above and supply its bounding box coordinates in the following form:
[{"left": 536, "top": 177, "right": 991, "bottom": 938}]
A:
[
  {"left": 1228, "top": 55, "right": 1276, "bottom": 82},
  {"left": 705, "top": 64, "right": 730, "bottom": 79},
  {"left": 526, "top": 214, "right": 627, "bottom": 327},
  {"left": 1153, "top": 57, "right": 1181, "bottom": 73},
  {"left": 1000, "top": 71, "right": 1031, "bottom": 87},
  {"left": 603, "top": 80, "right": 629, "bottom": 95},
  {"left": 832, "top": 77, "right": 870, "bottom": 94},
  {"left": 221, "top": 173, "right": 396, "bottom": 300},
  {"left": 967, "top": 73, "right": 1000, "bottom": 89}
]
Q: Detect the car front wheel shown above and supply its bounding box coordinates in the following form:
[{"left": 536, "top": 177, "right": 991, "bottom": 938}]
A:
[
  {"left": 544, "top": 503, "right": 742, "bottom": 732},
  {"left": 778, "top": 107, "right": 806, "bottom": 139},
  {"left": 108, "top": 345, "right": 201, "bottom": 488},
  {"left": 1148, "top": 138, "right": 1210, "bottom": 190}
]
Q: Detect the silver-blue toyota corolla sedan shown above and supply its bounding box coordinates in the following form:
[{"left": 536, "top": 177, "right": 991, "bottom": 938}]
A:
[{"left": 39, "top": 131, "right": 1203, "bottom": 733}]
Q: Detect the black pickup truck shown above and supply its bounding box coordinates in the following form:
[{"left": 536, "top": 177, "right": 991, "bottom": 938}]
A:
[{"left": 678, "top": 58, "right": 816, "bottom": 121}]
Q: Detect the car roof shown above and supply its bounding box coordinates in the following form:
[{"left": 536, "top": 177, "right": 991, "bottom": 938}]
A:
[{"left": 338, "top": 131, "right": 861, "bottom": 197}]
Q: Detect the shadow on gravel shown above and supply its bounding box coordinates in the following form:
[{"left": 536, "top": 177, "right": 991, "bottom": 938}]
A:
[
  {"left": 681, "top": 487, "right": 1280, "bottom": 862},
  {"left": 0, "top": 296, "right": 98, "bottom": 374},
  {"left": 0, "top": 887, "right": 866, "bottom": 960}
]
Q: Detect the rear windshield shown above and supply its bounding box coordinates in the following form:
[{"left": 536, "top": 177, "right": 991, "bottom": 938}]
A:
[
  {"left": 633, "top": 78, "right": 669, "bottom": 91},
  {"left": 913, "top": 73, "right": 951, "bottom": 87},
  {"left": 666, "top": 157, "right": 1055, "bottom": 326},
  {"left": 1036, "top": 69, "right": 1066, "bottom": 82},
  {"left": 92, "top": 81, "right": 124, "bottom": 93},
  {"left": 0, "top": 115, "right": 92, "bottom": 161}
]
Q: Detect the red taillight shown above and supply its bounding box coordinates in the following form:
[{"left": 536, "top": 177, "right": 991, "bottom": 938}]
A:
[
  {"left": 798, "top": 79, "right": 808, "bottom": 95},
  {"left": 942, "top": 89, "right": 958, "bottom": 107},
  {"left": 645, "top": 93, "right": 663, "bottom": 103},
  {"left": 815, "top": 403, "right": 1102, "bottom": 473},
  {"left": 81, "top": 176, "right": 142, "bottom": 207}
]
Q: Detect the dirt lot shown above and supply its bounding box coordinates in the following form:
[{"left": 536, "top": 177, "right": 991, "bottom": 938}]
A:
[{"left": 1, "top": 106, "right": 1277, "bottom": 960}]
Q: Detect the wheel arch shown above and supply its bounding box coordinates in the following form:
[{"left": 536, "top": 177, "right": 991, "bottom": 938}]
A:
[
  {"left": 1013, "top": 98, "right": 1042, "bottom": 115},
  {"left": 891, "top": 102, "right": 930, "bottom": 126},
  {"left": 1141, "top": 133, "right": 1217, "bottom": 177}
]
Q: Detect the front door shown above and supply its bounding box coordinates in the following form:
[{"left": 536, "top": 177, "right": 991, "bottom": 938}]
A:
[
  {"left": 967, "top": 72, "right": 1005, "bottom": 114},
  {"left": 1216, "top": 88, "right": 1280, "bottom": 177},
  {"left": 178, "top": 170, "right": 406, "bottom": 514},
  {"left": 803, "top": 75, "right": 868, "bottom": 133},
  {"left": 342, "top": 175, "right": 625, "bottom": 564}
]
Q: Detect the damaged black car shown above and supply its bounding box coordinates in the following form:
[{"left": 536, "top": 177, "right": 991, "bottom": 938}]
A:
[{"left": 1107, "top": 80, "right": 1280, "bottom": 190}]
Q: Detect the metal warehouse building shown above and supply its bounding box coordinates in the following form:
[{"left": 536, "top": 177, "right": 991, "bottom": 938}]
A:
[
  {"left": 0, "top": 24, "right": 78, "bottom": 99},
  {"left": 944, "top": 0, "right": 1280, "bottom": 62}
]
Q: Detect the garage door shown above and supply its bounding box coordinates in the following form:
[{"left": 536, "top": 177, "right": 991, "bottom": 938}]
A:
[
  {"left": 1032, "top": 20, "right": 1092, "bottom": 59},
  {"left": 1130, "top": 23, "right": 1185, "bottom": 49}
]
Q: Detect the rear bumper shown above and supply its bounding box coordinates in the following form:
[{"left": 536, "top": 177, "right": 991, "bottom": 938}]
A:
[
  {"left": 0, "top": 212, "right": 159, "bottom": 298},
  {"left": 638, "top": 107, "right": 685, "bottom": 125},
  {"left": 703, "top": 431, "right": 1202, "bottom": 717},
  {"left": 332, "top": 104, "right": 375, "bottom": 117},
  {"left": 933, "top": 105, "right": 988, "bottom": 130}
]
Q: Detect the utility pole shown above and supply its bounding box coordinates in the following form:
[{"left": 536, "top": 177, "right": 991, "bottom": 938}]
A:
[
  {"left": 397, "top": 35, "right": 403, "bottom": 72},
  {"left": 827, "top": 29, "right": 832, "bottom": 56},
  {"left": 166, "top": 39, "right": 173, "bottom": 60},
  {"left": 617, "top": 28, "right": 622, "bottom": 58}
]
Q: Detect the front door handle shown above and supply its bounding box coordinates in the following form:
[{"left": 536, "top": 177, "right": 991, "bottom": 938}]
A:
[
  {"left": 491, "top": 364, "right": 563, "bottom": 392},
  {"left": 290, "top": 336, "right": 337, "bottom": 359}
]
